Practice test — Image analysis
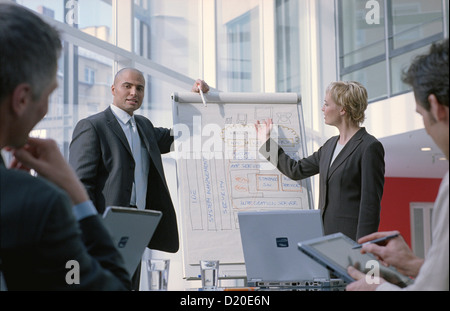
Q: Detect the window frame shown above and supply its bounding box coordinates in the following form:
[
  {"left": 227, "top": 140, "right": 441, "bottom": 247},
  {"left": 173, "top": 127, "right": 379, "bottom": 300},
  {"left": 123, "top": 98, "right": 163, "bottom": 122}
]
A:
[{"left": 337, "top": 0, "right": 447, "bottom": 101}]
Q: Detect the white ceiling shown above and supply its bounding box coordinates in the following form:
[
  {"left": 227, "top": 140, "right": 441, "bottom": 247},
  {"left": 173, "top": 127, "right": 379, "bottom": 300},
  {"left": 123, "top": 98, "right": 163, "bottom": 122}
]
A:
[{"left": 380, "top": 128, "right": 448, "bottom": 179}]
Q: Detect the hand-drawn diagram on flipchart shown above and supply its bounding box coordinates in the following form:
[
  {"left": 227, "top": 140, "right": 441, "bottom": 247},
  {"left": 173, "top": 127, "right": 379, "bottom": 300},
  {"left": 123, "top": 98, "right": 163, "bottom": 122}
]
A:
[{"left": 172, "top": 92, "right": 313, "bottom": 279}]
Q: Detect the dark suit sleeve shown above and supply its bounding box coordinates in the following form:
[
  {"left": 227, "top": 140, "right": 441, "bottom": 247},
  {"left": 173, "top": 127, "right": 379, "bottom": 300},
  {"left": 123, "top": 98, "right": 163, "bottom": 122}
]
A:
[
  {"left": 259, "top": 138, "right": 320, "bottom": 180},
  {"left": 69, "top": 119, "right": 101, "bottom": 203},
  {"left": 76, "top": 214, "right": 132, "bottom": 290},
  {"left": 3, "top": 190, "right": 131, "bottom": 290},
  {"left": 357, "top": 140, "right": 385, "bottom": 238},
  {"left": 153, "top": 127, "right": 174, "bottom": 154},
  {"left": 45, "top": 196, "right": 131, "bottom": 290}
]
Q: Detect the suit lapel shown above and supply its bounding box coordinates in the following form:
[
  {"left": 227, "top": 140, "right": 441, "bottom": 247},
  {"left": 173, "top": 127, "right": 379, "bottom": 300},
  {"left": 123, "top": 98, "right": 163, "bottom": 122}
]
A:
[
  {"left": 104, "top": 107, "right": 133, "bottom": 156},
  {"left": 327, "top": 128, "right": 366, "bottom": 179},
  {"left": 322, "top": 136, "right": 338, "bottom": 180},
  {"left": 134, "top": 117, "right": 150, "bottom": 155}
]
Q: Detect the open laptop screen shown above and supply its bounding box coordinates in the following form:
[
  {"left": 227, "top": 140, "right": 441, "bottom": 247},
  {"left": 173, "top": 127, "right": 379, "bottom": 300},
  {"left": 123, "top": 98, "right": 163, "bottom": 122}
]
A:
[{"left": 238, "top": 209, "right": 330, "bottom": 287}]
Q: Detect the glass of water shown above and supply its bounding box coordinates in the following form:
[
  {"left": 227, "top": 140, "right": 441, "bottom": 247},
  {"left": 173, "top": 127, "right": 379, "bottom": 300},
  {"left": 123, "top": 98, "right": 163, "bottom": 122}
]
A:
[
  {"left": 199, "top": 260, "right": 219, "bottom": 290},
  {"left": 147, "top": 259, "right": 170, "bottom": 291}
]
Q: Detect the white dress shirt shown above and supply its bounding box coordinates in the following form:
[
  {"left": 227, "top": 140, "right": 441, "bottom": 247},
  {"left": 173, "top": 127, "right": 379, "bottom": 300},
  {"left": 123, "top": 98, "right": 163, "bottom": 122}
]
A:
[
  {"left": 377, "top": 171, "right": 449, "bottom": 291},
  {"left": 110, "top": 104, "right": 149, "bottom": 209}
]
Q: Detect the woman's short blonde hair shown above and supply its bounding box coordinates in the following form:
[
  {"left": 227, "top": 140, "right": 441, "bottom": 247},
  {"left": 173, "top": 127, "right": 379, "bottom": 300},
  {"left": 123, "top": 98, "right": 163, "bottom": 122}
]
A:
[{"left": 326, "top": 81, "right": 368, "bottom": 125}]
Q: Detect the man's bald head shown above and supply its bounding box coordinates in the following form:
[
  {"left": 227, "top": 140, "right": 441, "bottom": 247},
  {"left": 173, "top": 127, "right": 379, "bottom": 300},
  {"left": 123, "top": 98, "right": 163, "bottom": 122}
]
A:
[{"left": 113, "top": 68, "right": 145, "bottom": 86}]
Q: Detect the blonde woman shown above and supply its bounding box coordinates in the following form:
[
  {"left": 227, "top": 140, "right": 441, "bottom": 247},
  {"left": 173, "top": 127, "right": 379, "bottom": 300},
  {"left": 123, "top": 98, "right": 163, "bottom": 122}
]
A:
[{"left": 257, "top": 81, "right": 385, "bottom": 240}]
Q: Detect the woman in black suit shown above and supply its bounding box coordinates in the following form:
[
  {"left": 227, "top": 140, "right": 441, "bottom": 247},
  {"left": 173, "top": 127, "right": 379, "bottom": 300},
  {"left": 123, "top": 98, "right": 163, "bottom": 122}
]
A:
[{"left": 257, "top": 81, "right": 385, "bottom": 240}]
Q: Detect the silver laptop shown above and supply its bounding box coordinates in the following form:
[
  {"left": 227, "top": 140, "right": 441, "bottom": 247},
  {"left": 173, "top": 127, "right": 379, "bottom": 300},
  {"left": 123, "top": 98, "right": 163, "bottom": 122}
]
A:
[
  {"left": 102, "top": 206, "right": 162, "bottom": 275},
  {"left": 238, "top": 209, "right": 331, "bottom": 288}
]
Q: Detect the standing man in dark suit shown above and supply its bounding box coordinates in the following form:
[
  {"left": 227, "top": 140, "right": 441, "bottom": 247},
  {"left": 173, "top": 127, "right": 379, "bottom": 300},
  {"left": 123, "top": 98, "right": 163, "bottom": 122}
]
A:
[
  {"left": 0, "top": 3, "right": 131, "bottom": 290},
  {"left": 257, "top": 81, "right": 385, "bottom": 241},
  {"left": 69, "top": 67, "right": 208, "bottom": 288}
]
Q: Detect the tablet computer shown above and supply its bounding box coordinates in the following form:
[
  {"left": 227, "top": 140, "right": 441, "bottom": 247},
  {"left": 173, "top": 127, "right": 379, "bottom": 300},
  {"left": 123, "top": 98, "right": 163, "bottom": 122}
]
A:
[
  {"left": 103, "top": 206, "right": 162, "bottom": 275},
  {"left": 298, "top": 233, "right": 413, "bottom": 287}
]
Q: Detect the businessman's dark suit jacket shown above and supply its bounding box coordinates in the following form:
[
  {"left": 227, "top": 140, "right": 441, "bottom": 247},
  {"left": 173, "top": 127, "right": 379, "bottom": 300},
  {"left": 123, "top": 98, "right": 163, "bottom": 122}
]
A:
[
  {"left": 0, "top": 159, "right": 131, "bottom": 290},
  {"left": 261, "top": 127, "right": 385, "bottom": 240},
  {"left": 69, "top": 107, "right": 179, "bottom": 253}
]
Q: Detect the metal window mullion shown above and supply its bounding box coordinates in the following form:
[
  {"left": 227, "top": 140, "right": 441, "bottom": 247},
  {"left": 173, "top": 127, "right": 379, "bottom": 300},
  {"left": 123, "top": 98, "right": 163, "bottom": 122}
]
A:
[
  {"left": 389, "top": 33, "right": 444, "bottom": 58},
  {"left": 444, "top": 0, "right": 449, "bottom": 38},
  {"left": 339, "top": 54, "right": 386, "bottom": 76},
  {"left": 385, "top": 0, "right": 392, "bottom": 97},
  {"left": 259, "top": 0, "right": 265, "bottom": 92},
  {"left": 336, "top": 0, "right": 343, "bottom": 79},
  {"left": 281, "top": 0, "right": 288, "bottom": 91}
]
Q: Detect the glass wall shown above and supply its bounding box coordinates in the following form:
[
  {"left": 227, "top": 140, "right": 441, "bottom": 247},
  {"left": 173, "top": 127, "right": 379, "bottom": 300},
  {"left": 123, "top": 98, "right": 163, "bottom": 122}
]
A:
[
  {"left": 77, "top": 0, "right": 113, "bottom": 43},
  {"left": 338, "top": 0, "right": 448, "bottom": 102},
  {"left": 389, "top": 0, "right": 445, "bottom": 94},
  {"left": 16, "top": 0, "right": 113, "bottom": 42},
  {"left": 133, "top": 0, "right": 200, "bottom": 116},
  {"left": 14, "top": 0, "right": 202, "bottom": 155},
  {"left": 76, "top": 47, "right": 113, "bottom": 119},
  {"left": 30, "top": 44, "right": 114, "bottom": 158},
  {"left": 216, "top": 0, "right": 262, "bottom": 92},
  {"left": 275, "top": 0, "right": 301, "bottom": 93},
  {"left": 16, "top": 0, "right": 309, "bottom": 148},
  {"left": 14, "top": 0, "right": 65, "bottom": 22}
]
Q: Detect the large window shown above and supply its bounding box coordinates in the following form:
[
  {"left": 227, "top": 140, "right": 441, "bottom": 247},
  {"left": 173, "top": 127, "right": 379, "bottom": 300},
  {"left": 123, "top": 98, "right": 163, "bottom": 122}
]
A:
[
  {"left": 16, "top": 0, "right": 113, "bottom": 42},
  {"left": 31, "top": 44, "right": 114, "bottom": 158},
  {"left": 134, "top": 0, "right": 200, "bottom": 76},
  {"left": 133, "top": 0, "right": 201, "bottom": 113},
  {"left": 15, "top": 0, "right": 201, "bottom": 157},
  {"left": 275, "top": 0, "right": 301, "bottom": 93},
  {"left": 77, "top": 0, "right": 113, "bottom": 43},
  {"left": 14, "top": 0, "right": 65, "bottom": 22},
  {"left": 216, "top": 0, "right": 261, "bottom": 92},
  {"left": 338, "top": 0, "right": 448, "bottom": 102}
]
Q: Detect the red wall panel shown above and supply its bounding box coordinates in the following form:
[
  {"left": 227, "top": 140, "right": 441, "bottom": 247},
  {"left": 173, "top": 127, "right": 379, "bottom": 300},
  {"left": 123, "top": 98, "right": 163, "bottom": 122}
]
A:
[{"left": 379, "top": 177, "right": 442, "bottom": 246}]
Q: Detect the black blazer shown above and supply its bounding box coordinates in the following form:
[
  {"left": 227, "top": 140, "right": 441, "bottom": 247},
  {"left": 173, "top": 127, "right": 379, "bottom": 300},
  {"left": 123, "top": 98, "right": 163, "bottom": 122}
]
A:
[
  {"left": 69, "top": 107, "right": 179, "bottom": 253},
  {"left": 0, "top": 159, "right": 131, "bottom": 290},
  {"left": 261, "top": 128, "right": 385, "bottom": 240}
]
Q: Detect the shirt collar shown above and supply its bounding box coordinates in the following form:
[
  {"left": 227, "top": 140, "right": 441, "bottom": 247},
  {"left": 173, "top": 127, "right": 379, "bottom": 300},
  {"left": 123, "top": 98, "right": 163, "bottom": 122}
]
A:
[{"left": 110, "top": 104, "right": 133, "bottom": 125}]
